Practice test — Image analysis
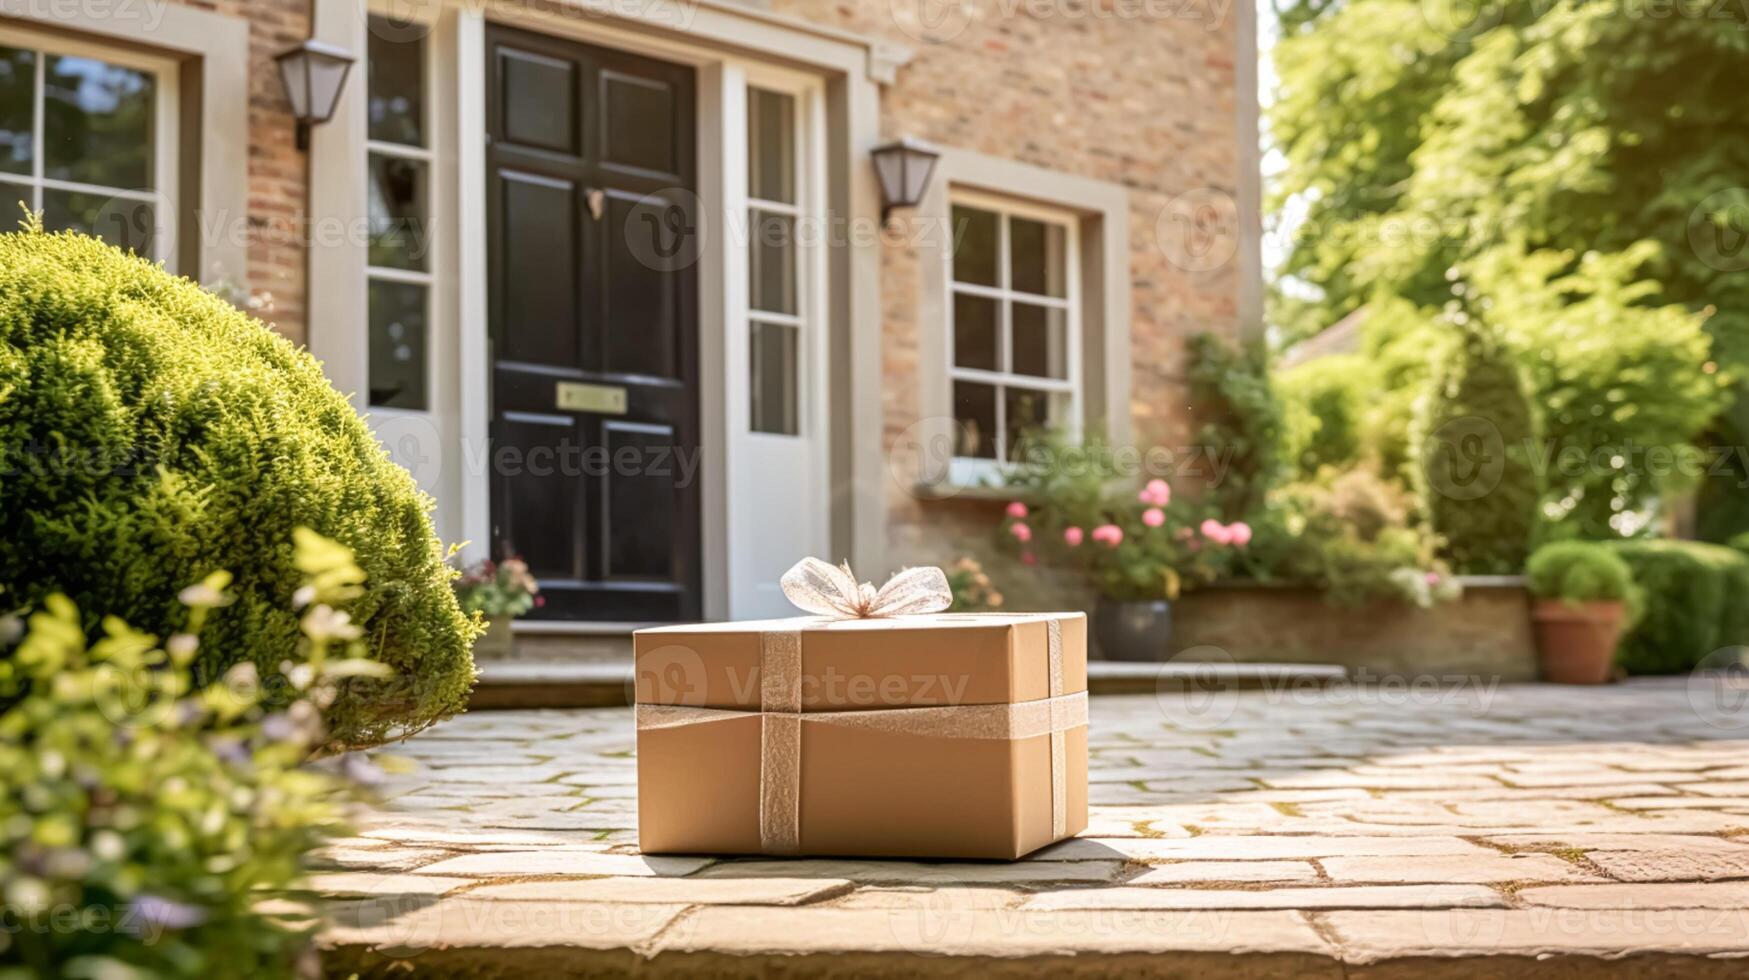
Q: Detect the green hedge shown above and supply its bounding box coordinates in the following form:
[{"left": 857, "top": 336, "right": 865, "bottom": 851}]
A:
[
  {"left": 1606, "top": 540, "right": 1749, "bottom": 675},
  {"left": 0, "top": 225, "right": 477, "bottom": 747},
  {"left": 1277, "top": 353, "right": 1369, "bottom": 479}
]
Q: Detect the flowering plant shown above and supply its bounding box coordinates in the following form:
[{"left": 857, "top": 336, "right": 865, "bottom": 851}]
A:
[
  {"left": 944, "top": 557, "right": 1005, "bottom": 611},
  {"left": 453, "top": 557, "right": 543, "bottom": 619},
  {"left": 0, "top": 529, "right": 388, "bottom": 978},
  {"left": 996, "top": 434, "right": 1247, "bottom": 601}
]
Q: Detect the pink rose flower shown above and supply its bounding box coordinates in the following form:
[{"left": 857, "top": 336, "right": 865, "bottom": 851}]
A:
[
  {"left": 1005, "top": 501, "right": 1028, "bottom": 519},
  {"left": 1091, "top": 524, "right": 1124, "bottom": 547},
  {"left": 1009, "top": 522, "right": 1033, "bottom": 543},
  {"left": 1425, "top": 571, "right": 1441, "bottom": 585},
  {"left": 1142, "top": 507, "right": 1166, "bottom": 528},
  {"left": 1145, "top": 478, "right": 1172, "bottom": 506},
  {"left": 1063, "top": 526, "right": 1085, "bottom": 547},
  {"left": 1200, "top": 519, "right": 1232, "bottom": 545},
  {"left": 1227, "top": 521, "right": 1252, "bottom": 547}
]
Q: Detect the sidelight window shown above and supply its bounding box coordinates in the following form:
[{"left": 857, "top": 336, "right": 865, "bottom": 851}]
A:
[
  {"left": 747, "top": 86, "right": 801, "bottom": 436},
  {"left": 365, "top": 18, "right": 431, "bottom": 411}
]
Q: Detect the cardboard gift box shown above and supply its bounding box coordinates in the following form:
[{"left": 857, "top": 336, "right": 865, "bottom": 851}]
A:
[{"left": 634, "top": 612, "right": 1089, "bottom": 859}]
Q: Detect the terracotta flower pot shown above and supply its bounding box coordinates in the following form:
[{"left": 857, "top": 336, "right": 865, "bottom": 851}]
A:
[{"left": 1530, "top": 599, "right": 1624, "bottom": 685}]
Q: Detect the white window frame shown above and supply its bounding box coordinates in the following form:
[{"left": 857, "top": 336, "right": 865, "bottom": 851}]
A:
[
  {"left": 363, "top": 20, "right": 436, "bottom": 415},
  {"left": 0, "top": 23, "right": 180, "bottom": 270},
  {"left": 946, "top": 188, "right": 1083, "bottom": 484}
]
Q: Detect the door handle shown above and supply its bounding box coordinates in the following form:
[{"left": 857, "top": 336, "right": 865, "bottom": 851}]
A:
[{"left": 586, "top": 188, "right": 605, "bottom": 221}]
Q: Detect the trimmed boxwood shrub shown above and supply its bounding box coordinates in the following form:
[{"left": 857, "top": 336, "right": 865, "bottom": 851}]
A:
[
  {"left": 1525, "top": 541, "right": 1637, "bottom": 605},
  {"left": 1606, "top": 540, "right": 1749, "bottom": 675},
  {"left": 0, "top": 224, "right": 476, "bottom": 747},
  {"left": 1412, "top": 319, "right": 1541, "bottom": 575}
]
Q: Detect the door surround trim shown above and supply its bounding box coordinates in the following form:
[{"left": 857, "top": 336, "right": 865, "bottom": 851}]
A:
[{"left": 310, "top": 0, "right": 893, "bottom": 622}]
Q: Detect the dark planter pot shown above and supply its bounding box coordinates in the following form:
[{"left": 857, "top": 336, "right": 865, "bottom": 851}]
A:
[
  {"left": 1093, "top": 598, "right": 1174, "bottom": 662},
  {"left": 1530, "top": 599, "right": 1624, "bottom": 684}
]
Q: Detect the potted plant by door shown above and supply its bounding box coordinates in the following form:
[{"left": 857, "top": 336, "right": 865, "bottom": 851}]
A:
[
  {"left": 454, "top": 557, "right": 542, "bottom": 660},
  {"left": 1524, "top": 541, "right": 1638, "bottom": 684}
]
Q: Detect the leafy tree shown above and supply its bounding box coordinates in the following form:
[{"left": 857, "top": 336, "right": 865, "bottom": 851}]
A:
[{"left": 1269, "top": 0, "right": 1749, "bottom": 536}]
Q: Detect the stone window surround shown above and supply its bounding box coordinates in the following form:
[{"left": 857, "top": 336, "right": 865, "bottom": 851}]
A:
[
  {"left": 0, "top": 3, "right": 250, "bottom": 286},
  {"left": 914, "top": 146, "right": 1134, "bottom": 490}
]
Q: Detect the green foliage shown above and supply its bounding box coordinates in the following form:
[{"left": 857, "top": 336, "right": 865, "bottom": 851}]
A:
[
  {"left": 1238, "top": 466, "right": 1461, "bottom": 608},
  {"left": 0, "top": 530, "right": 384, "bottom": 979},
  {"left": 1186, "top": 333, "right": 1284, "bottom": 520},
  {"left": 1410, "top": 314, "right": 1541, "bottom": 573},
  {"left": 1269, "top": 0, "right": 1749, "bottom": 537},
  {"left": 1277, "top": 353, "right": 1370, "bottom": 478},
  {"left": 1474, "top": 245, "right": 1727, "bottom": 537},
  {"left": 1525, "top": 541, "right": 1636, "bottom": 605},
  {"left": 1606, "top": 539, "right": 1749, "bottom": 675},
  {"left": 0, "top": 227, "right": 479, "bottom": 748}
]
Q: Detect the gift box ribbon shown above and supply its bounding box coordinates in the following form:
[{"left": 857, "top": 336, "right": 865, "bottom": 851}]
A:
[{"left": 637, "top": 559, "right": 1082, "bottom": 855}]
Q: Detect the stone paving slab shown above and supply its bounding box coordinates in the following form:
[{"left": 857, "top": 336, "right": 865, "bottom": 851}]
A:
[{"left": 322, "top": 680, "right": 1749, "bottom": 977}]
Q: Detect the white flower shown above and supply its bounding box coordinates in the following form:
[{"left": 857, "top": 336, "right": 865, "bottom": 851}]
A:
[
  {"left": 292, "top": 585, "right": 317, "bottom": 610},
  {"left": 301, "top": 604, "right": 361, "bottom": 642},
  {"left": 177, "top": 583, "right": 228, "bottom": 608}
]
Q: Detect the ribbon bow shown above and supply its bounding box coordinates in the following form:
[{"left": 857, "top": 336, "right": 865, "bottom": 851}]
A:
[{"left": 779, "top": 557, "right": 953, "bottom": 619}]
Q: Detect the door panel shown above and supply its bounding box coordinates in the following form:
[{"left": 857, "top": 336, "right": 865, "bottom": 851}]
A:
[{"left": 486, "top": 24, "right": 700, "bottom": 622}]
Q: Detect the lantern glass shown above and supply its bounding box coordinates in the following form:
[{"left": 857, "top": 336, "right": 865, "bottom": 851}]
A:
[
  {"left": 276, "top": 40, "right": 356, "bottom": 142},
  {"left": 871, "top": 138, "right": 941, "bottom": 219}
]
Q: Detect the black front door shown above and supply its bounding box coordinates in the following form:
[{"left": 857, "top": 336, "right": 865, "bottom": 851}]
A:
[{"left": 485, "top": 25, "right": 700, "bottom": 622}]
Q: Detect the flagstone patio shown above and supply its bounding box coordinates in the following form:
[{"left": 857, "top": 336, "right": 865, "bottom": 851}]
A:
[{"left": 320, "top": 679, "right": 1749, "bottom": 977}]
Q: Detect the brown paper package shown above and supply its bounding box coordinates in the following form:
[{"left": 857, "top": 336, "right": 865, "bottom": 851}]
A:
[{"left": 634, "top": 613, "right": 1089, "bottom": 860}]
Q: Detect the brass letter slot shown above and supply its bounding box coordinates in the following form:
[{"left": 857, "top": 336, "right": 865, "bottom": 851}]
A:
[{"left": 555, "top": 381, "right": 628, "bottom": 415}]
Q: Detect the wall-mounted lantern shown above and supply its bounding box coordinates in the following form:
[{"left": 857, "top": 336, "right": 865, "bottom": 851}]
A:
[
  {"left": 871, "top": 137, "right": 941, "bottom": 224},
  {"left": 275, "top": 39, "right": 357, "bottom": 151}
]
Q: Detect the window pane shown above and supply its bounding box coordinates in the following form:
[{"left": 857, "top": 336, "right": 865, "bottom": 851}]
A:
[
  {"left": 1010, "top": 216, "right": 1067, "bottom": 297},
  {"left": 747, "top": 88, "right": 794, "bottom": 204},
  {"left": 951, "top": 205, "right": 998, "bottom": 286},
  {"left": 368, "top": 154, "right": 428, "bottom": 270},
  {"left": 953, "top": 381, "right": 998, "bottom": 460},
  {"left": 1012, "top": 302, "right": 1068, "bottom": 379},
  {"left": 1005, "top": 387, "right": 1055, "bottom": 462},
  {"left": 952, "top": 291, "right": 998, "bottom": 371},
  {"left": 0, "top": 47, "right": 33, "bottom": 176},
  {"left": 43, "top": 188, "right": 155, "bottom": 258},
  {"left": 368, "top": 24, "right": 424, "bottom": 146},
  {"left": 43, "top": 55, "right": 152, "bottom": 188},
  {"left": 750, "top": 320, "right": 798, "bottom": 436},
  {"left": 749, "top": 208, "right": 796, "bottom": 315},
  {"left": 369, "top": 278, "right": 428, "bottom": 410}
]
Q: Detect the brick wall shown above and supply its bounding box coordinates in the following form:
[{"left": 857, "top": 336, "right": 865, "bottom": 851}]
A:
[
  {"left": 769, "top": 0, "right": 1249, "bottom": 588},
  {"left": 173, "top": 0, "right": 310, "bottom": 342}
]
